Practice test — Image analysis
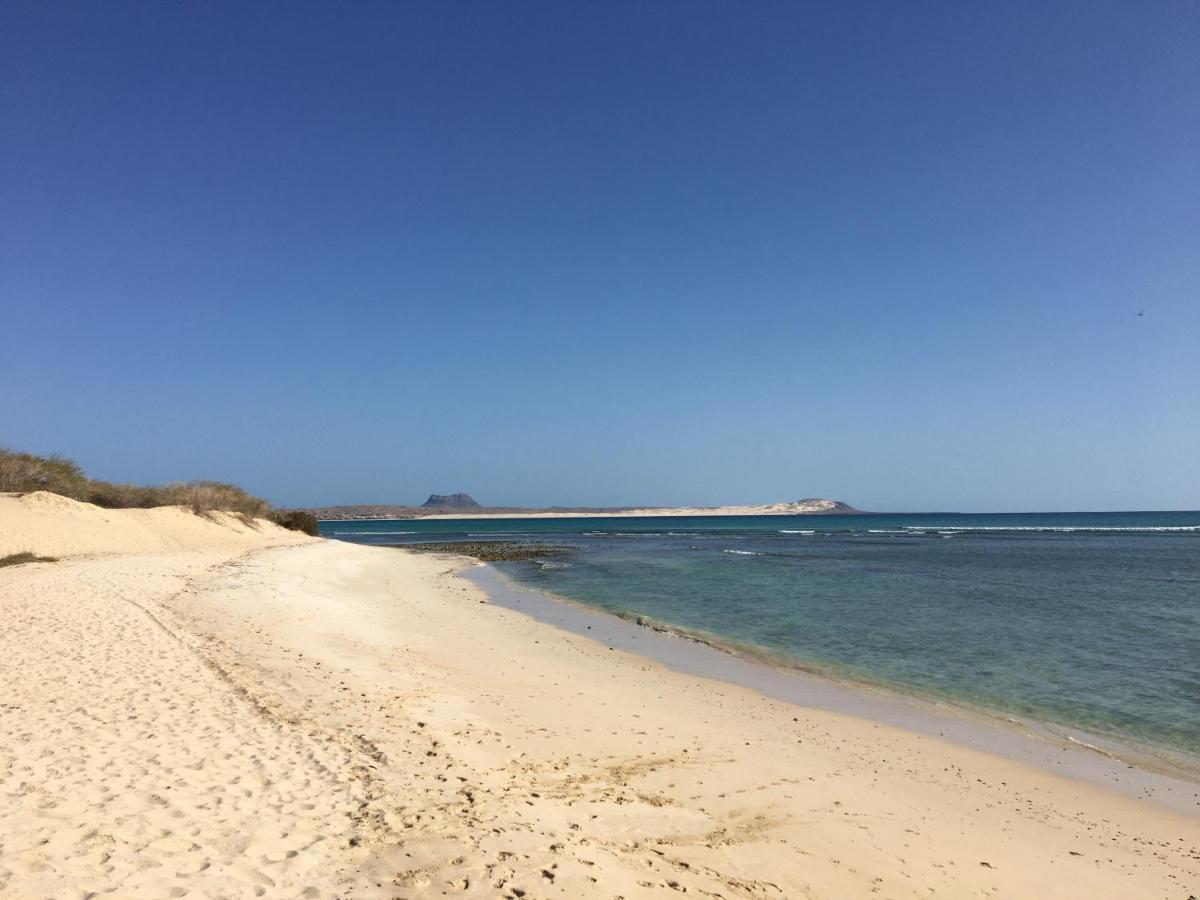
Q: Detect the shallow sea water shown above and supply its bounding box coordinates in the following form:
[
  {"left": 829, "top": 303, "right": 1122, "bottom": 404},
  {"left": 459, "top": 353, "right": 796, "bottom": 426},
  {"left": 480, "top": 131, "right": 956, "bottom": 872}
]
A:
[{"left": 326, "top": 511, "right": 1200, "bottom": 760}]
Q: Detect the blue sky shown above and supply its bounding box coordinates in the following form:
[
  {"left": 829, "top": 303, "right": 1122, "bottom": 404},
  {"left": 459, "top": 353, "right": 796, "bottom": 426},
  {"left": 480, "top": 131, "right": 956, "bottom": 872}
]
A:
[{"left": 2, "top": 1, "right": 1197, "bottom": 511}]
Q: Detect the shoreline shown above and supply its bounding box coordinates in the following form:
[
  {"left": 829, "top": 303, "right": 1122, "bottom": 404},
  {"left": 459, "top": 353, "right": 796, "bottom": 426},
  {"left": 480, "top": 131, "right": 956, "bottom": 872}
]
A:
[
  {"left": 4, "top": 501, "right": 1199, "bottom": 897},
  {"left": 467, "top": 562, "right": 1200, "bottom": 815}
]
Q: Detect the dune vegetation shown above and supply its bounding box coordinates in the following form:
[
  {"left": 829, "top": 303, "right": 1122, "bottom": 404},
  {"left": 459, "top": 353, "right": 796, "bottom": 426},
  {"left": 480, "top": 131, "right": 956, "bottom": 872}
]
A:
[
  {"left": 0, "top": 448, "right": 319, "bottom": 535},
  {"left": 0, "top": 551, "right": 58, "bottom": 569}
]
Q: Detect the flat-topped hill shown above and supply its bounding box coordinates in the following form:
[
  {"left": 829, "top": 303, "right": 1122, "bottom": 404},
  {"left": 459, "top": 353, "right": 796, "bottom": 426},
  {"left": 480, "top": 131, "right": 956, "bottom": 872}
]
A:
[{"left": 421, "top": 493, "right": 481, "bottom": 510}]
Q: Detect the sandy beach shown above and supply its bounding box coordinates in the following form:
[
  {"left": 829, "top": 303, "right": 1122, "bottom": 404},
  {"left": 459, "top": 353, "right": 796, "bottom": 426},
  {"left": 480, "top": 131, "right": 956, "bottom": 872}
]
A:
[{"left": 1, "top": 494, "right": 1198, "bottom": 898}]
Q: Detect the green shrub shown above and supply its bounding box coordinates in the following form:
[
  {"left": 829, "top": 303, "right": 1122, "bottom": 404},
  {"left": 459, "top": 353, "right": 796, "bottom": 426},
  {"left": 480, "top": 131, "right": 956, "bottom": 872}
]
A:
[{"left": 270, "top": 509, "right": 320, "bottom": 536}]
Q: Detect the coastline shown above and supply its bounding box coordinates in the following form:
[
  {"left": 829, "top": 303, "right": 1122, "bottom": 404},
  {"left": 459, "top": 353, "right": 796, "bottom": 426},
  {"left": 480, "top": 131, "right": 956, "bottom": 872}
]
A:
[
  {"left": 380, "top": 520, "right": 1200, "bottom": 773},
  {"left": 313, "top": 499, "right": 859, "bottom": 521},
  {"left": 3, "top": 501, "right": 1198, "bottom": 897},
  {"left": 416, "top": 505, "right": 849, "bottom": 519},
  {"left": 469, "top": 562, "right": 1200, "bottom": 808}
]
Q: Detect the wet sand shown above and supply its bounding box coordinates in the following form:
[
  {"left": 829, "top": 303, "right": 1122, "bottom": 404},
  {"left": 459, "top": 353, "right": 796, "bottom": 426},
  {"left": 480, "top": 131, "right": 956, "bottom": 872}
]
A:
[{"left": 467, "top": 563, "right": 1200, "bottom": 815}]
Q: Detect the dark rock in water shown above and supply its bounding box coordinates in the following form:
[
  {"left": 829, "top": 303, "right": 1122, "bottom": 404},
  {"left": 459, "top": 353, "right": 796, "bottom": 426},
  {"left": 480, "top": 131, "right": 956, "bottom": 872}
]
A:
[
  {"left": 390, "top": 541, "right": 576, "bottom": 562},
  {"left": 421, "top": 493, "right": 481, "bottom": 509}
]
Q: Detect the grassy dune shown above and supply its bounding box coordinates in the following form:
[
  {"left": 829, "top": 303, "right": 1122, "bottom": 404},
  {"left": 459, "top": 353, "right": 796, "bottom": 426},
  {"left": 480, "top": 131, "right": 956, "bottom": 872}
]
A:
[{"left": 0, "top": 448, "right": 317, "bottom": 535}]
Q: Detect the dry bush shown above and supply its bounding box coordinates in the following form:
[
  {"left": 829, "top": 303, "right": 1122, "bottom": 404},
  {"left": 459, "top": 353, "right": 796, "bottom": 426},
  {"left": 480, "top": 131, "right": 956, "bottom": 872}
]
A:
[
  {"left": 0, "top": 448, "right": 91, "bottom": 499},
  {"left": 1, "top": 448, "right": 316, "bottom": 535},
  {"left": 87, "top": 481, "right": 168, "bottom": 509},
  {"left": 0, "top": 449, "right": 40, "bottom": 491},
  {"left": 0, "top": 552, "right": 58, "bottom": 568},
  {"left": 156, "top": 481, "right": 272, "bottom": 518}
]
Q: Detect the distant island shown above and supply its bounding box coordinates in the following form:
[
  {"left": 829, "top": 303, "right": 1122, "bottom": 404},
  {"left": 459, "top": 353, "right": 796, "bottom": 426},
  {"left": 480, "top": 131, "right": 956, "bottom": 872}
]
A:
[
  {"left": 421, "top": 493, "right": 481, "bottom": 510},
  {"left": 307, "top": 497, "right": 860, "bottom": 520}
]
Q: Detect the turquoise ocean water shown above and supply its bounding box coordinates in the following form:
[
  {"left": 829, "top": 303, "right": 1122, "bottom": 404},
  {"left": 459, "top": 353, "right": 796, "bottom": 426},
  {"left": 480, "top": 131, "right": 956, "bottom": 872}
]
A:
[{"left": 324, "top": 511, "right": 1200, "bottom": 762}]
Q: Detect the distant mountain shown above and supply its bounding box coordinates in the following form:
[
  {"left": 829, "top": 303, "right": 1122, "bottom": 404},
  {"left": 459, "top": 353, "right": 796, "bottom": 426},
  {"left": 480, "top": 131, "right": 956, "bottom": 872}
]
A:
[{"left": 421, "top": 493, "right": 481, "bottom": 510}]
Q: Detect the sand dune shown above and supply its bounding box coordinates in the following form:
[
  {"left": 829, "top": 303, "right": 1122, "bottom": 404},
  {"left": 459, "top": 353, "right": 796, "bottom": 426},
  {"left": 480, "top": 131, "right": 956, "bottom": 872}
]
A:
[
  {"left": 0, "top": 491, "right": 306, "bottom": 558},
  {"left": 0, "top": 494, "right": 1197, "bottom": 898}
]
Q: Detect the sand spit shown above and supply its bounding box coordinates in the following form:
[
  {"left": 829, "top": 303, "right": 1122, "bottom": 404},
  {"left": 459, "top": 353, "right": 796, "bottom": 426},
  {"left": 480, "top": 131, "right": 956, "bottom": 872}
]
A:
[
  {"left": 416, "top": 500, "right": 854, "bottom": 519},
  {"left": 0, "top": 496, "right": 1197, "bottom": 898}
]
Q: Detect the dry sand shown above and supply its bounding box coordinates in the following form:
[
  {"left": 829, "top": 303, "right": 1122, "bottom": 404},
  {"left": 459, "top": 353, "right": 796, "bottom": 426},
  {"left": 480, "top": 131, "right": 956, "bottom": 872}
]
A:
[
  {"left": 1, "top": 495, "right": 1197, "bottom": 898},
  {"left": 0, "top": 491, "right": 306, "bottom": 557}
]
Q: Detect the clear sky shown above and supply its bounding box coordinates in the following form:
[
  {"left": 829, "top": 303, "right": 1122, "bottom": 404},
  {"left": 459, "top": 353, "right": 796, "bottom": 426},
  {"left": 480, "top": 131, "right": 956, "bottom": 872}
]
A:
[{"left": 2, "top": 2, "right": 1197, "bottom": 511}]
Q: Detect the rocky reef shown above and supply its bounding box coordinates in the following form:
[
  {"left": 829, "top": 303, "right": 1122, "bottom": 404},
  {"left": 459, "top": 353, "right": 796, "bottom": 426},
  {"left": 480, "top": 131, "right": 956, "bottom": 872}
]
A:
[{"left": 390, "top": 541, "right": 575, "bottom": 562}]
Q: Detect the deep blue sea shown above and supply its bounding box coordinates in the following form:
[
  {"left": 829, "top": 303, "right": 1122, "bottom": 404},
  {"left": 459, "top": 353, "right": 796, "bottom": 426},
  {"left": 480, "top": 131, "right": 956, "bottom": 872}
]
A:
[{"left": 323, "top": 511, "right": 1200, "bottom": 760}]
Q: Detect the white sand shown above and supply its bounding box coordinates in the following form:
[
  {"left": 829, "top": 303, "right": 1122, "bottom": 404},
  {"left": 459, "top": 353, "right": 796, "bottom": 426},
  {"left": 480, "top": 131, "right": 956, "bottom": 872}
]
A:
[
  {"left": 1, "top": 495, "right": 1197, "bottom": 898},
  {"left": 0, "top": 491, "right": 306, "bottom": 557},
  {"left": 418, "top": 499, "right": 848, "bottom": 519}
]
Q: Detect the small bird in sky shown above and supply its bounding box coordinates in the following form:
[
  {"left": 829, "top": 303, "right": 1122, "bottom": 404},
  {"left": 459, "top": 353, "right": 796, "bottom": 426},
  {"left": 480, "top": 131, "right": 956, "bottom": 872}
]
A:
[{"left": 1136, "top": 309, "right": 1145, "bottom": 317}]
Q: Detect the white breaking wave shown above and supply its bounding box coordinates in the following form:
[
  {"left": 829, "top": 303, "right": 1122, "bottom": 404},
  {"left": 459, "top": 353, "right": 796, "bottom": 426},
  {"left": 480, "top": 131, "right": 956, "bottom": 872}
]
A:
[
  {"left": 589, "top": 532, "right": 666, "bottom": 537},
  {"left": 902, "top": 525, "right": 1200, "bottom": 533},
  {"left": 723, "top": 549, "right": 763, "bottom": 556},
  {"left": 778, "top": 529, "right": 816, "bottom": 535},
  {"left": 331, "top": 530, "right": 417, "bottom": 535}
]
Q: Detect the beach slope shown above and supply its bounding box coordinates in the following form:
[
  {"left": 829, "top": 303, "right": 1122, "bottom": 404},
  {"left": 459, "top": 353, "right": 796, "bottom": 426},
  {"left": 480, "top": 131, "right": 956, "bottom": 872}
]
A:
[{"left": 0, "top": 495, "right": 1196, "bottom": 898}]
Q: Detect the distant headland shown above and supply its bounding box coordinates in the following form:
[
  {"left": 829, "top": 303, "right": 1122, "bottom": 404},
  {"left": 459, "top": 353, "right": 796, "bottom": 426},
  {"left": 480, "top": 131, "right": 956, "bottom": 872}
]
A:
[
  {"left": 421, "top": 493, "right": 481, "bottom": 510},
  {"left": 307, "top": 497, "right": 861, "bottom": 521}
]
